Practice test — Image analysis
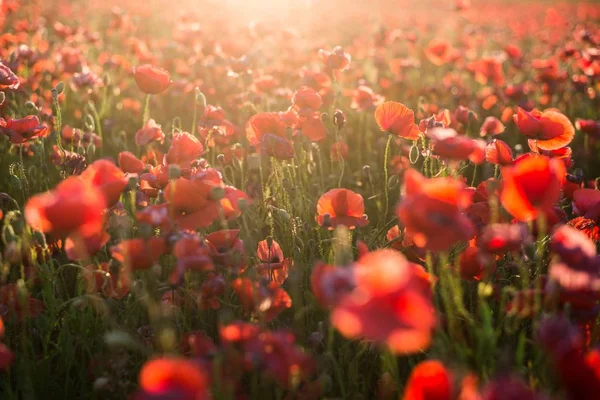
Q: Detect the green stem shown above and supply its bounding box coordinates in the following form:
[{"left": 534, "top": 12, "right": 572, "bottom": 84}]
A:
[
  {"left": 142, "top": 94, "right": 151, "bottom": 125},
  {"left": 383, "top": 134, "right": 393, "bottom": 217}
]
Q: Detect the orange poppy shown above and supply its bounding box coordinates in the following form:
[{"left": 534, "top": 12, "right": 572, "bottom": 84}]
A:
[
  {"left": 25, "top": 176, "right": 106, "bottom": 237},
  {"left": 500, "top": 155, "right": 565, "bottom": 222},
  {"left": 396, "top": 169, "right": 475, "bottom": 252},
  {"left": 331, "top": 249, "right": 435, "bottom": 354},
  {"left": 375, "top": 101, "right": 421, "bottom": 140},
  {"left": 316, "top": 188, "right": 368, "bottom": 229},
  {"left": 80, "top": 159, "right": 128, "bottom": 206},
  {"left": 404, "top": 360, "right": 453, "bottom": 400},
  {"left": 133, "top": 64, "right": 171, "bottom": 94},
  {"left": 513, "top": 107, "right": 575, "bottom": 150}
]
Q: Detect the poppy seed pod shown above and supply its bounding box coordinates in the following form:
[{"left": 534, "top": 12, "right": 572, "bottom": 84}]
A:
[{"left": 333, "top": 109, "right": 346, "bottom": 129}]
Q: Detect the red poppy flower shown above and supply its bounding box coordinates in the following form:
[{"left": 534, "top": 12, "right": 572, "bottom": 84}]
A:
[
  {"left": 297, "top": 114, "right": 326, "bottom": 142},
  {"left": 0, "top": 115, "right": 48, "bottom": 144},
  {"left": 481, "top": 375, "right": 547, "bottom": 400},
  {"left": 80, "top": 159, "right": 128, "bottom": 206},
  {"left": 310, "top": 262, "right": 355, "bottom": 308},
  {"left": 404, "top": 360, "right": 453, "bottom": 400},
  {"left": 513, "top": 107, "right": 575, "bottom": 150},
  {"left": 138, "top": 358, "right": 209, "bottom": 400},
  {"left": 551, "top": 224, "right": 597, "bottom": 267},
  {"left": 350, "top": 85, "right": 383, "bottom": 112},
  {"left": 424, "top": 39, "right": 457, "bottom": 66},
  {"left": 375, "top": 102, "right": 421, "bottom": 140},
  {"left": 133, "top": 64, "right": 172, "bottom": 94},
  {"left": 165, "top": 132, "right": 204, "bottom": 167},
  {"left": 0, "top": 343, "right": 14, "bottom": 371},
  {"left": 231, "top": 278, "right": 292, "bottom": 322},
  {"left": 331, "top": 249, "right": 435, "bottom": 354},
  {"left": 478, "top": 223, "right": 530, "bottom": 254},
  {"left": 260, "top": 133, "right": 295, "bottom": 160},
  {"left": 331, "top": 141, "right": 349, "bottom": 161},
  {"left": 25, "top": 177, "right": 106, "bottom": 237},
  {"left": 316, "top": 188, "right": 368, "bottom": 229},
  {"left": 83, "top": 262, "right": 130, "bottom": 299},
  {"left": 428, "top": 128, "right": 486, "bottom": 164},
  {"left": 220, "top": 186, "right": 250, "bottom": 220},
  {"left": 170, "top": 234, "right": 214, "bottom": 285},
  {"left": 110, "top": 237, "right": 167, "bottom": 271},
  {"left": 256, "top": 239, "right": 292, "bottom": 285},
  {"left": 572, "top": 189, "right": 600, "bottom": 219},
  {"left": 538, "top": 317, "right": 600, "bottom": 399},
  {"left": 246, "top": 112, "right": 287, "bottom": 147},
  {"left": 500, "top": 155, "right": 565, "bottom": 222},
  {"left": 396, "top": 169, "right": 475, "bottom": 252},
  {"left": 576, "top": 119, "right": 600, "bottom": 139},
  {"left": 292, "top": 86, "right": 323, "bottom": 111},
  {"left": 485, "top": 139, "right": 513, "bottom": 166},
  {"left": 164, "top": 170, "right": 223, "bottom": 230},
  {"left": 118, "top": 151, "right": 147, "bottom": 174},
  {"left": 467, "top": 57, "right": 505, "bottom": 86},
  {"left": 568, "top": 217, "right": 600, "bottom": 244},
  {"left": 135, "top": 119, "right": 165, "bottom": 147},
  {"left": 206, "top": 229, "right": 246, "bottom": 272},
  {"left": 459, "top": 244, "right": 495, "bottom": 281},
  {"left": 64, "top": 230, "right": 110, "bottom": 260},
  {"left": 319, "top": 46, "right": 351, "bottom": 71},
  {"left": 199, "top": 273, "right": 226, "bottom": 310},
  {"left": 0, "top": 61, "right": 19, "bottom": 89},
  {"left": 479, "top": 116, "right": 505, "bottom": 137}
]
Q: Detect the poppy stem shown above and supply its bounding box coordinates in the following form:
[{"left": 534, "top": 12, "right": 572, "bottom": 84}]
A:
[
  {"left": 383, "top": 134, "right": 393, "bottom": 217},
  {"left": 142, "top": 94, "right": 151, "bottom": 125}
]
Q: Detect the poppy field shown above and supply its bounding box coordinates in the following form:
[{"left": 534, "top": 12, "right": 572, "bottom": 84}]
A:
[{"left": 1, "top": 0, "right": 600, "bottom": 398}]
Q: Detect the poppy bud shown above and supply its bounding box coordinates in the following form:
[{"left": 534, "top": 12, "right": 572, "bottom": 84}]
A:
[
  {"left": 158, "top": 328, "right": 177, "bottom": 352},
  {"left": 322, "top": 213, "right": 332, "bottom": 228},
  {"left": 51, "top": 88, "right": 59, "bottom": 100},
  {"left": 168, "top": 164, "right": 181, "bottom": 180},
  {"left": 126, "top": 175, "right": 139, "bottom": 191},
  {"left": 362, "top": 165, "right": 371, "bottom": 178},
  {"left": 4, "top": 242, "right": 21, "bottom": 264},
  {"left": 84, "top": 114, "right": 95, "bottom": 131},
  {"left": 93, "top": 377, "right": 110, "bottom": 391},
  {"left": 237, "top": 198, "right": 249, "bottom": 211},
  {"left": 102, "top": 74, "right": 111, "bottom": 87},
  {"left": 24, "top": 101, "right": 38, "bottom": 112},
  {"left": 54, "top": 81, "right": 65, "bottom": 95},
  {"left": 333, "top": 109, "right": 346, "bottom": 129},
  {"left": 217, "top": 154, "right": 225, "bottom": 164},
  {"left": 209, "top": 187, "right": 226, "bottom": 201},
  {"left": 195, "top": 88, "right": 207, "bottom": 109}
]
